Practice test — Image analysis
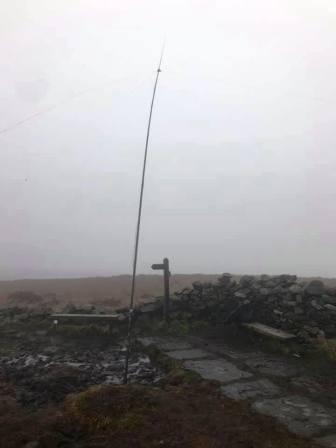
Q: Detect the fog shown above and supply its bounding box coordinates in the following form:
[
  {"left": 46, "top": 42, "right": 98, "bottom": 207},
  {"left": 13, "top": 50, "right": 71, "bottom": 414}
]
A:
[{"left": 0, "top": 0, "right": 336, "bottom": 279}]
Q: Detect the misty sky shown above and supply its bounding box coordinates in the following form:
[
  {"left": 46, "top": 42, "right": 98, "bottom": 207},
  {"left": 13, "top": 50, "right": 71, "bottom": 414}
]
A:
[{"left": 0, "top": 0, "right": 336, "bottom": 279}]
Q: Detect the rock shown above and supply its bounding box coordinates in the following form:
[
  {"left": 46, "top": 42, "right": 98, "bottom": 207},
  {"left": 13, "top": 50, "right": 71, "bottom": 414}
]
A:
[
  {"left": 311, "top": 300, "right": 323, "bottom": 311},
  {"left": 117, "top": 313, "right": 128, "bottom": 321},
  {"left": 303, "top": 326, "right": 323, "bottom": 337},
  {"left": 289, "top": 284, "right": 303, "bottom": 294},
  {"left": 297, "top": 330, "right": 310, "bottom": 340},
  {"left": 321, "top": 294, "right": 336, "bottom": 305},
  {"left": 234, "top": 291, "right": 247, "bottom": 299},
  {"left": 43, "top": 346, "right": 58, "bottom": 355},
  {"left": 260, "top": 274, "right": 271, "bottom": 281},
  {"left": 271, "top": 285, "right": 285, "bottom": 295},
  {"left": 305, "top": 280, "right": 325, "bottom": 296},
  {"left": 239, "top": 275, "right": 254, "bottom": 287},
  {"left": 279, "top": 274, "right": 297, "bottom": 284},
  {"left": 295, "top": 295, "right": 303, "bottom": 304},
  {"left": 24, "top": 442, "right": 39, "bottom": 448},
  {"left": 218, "top": 273, "right": 232, "bottom": 287},
  {"left": 192, "top": 281, "right": 203, "bottom": 291},
  {"left": 24, "top": 355, "right": 38, "bottom": 367},
  {"left": 283, "top": 300, "right": 296, "bottom": 307},
  {"left": 294, "top": 307, "right": 304, "bottom": 315},
  {"left": 327, "top": 288, "right": 336, "bottom": 297},
  {"left": 259, "top": 288, "right": 269, "bottom": 296},
  {"left": 317, "top": 330, "right": 326, "bottom": 339},
  {"left": 325, "top": 326, "right": 336, "bottom": 336},
  {"left": 324, "top": 304, "right": 336, "bottom": 313},
  {"left": 35, "top": 330, "right": 47, "bottom": 337}
]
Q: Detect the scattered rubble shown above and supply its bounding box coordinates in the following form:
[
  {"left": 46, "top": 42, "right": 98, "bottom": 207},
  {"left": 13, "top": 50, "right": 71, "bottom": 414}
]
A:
[
  {"left": 0, "top": 308, "right": 162, "bottom": 407},
  {"left": 1, "top": 348, "right": 160, "bottom": 407}
]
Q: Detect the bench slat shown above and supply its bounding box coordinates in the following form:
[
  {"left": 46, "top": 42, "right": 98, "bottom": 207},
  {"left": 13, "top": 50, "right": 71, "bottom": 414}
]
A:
[
  {"left": 243, "top": 322, "right": 296, "bottom": 340},
  {"left": 51, "top": 313, "right": 120, "bottom": 319}
]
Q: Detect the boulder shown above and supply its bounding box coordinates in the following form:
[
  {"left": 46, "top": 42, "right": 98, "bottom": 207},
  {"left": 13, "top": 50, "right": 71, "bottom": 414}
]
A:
[
  {"left": 217, "top": 273, "right": 232, "bottom": 287},
  {"left": 305, "top": 280, "right": 325, "bottom": 296},
  {"left": 239, "top": 275, "right": 254, "bottom": 287}
]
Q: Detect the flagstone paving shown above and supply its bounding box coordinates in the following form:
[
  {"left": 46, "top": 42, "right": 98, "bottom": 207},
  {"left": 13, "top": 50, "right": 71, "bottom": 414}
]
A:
[
  {"left": 139, "top": 336, "right": 336, "bottom": 446},
  {"left": 221, "top": 378, "right": 281, "bottom": 400},
  {"left": 165, "top": 348, "right": 211, "bottom": 360}
]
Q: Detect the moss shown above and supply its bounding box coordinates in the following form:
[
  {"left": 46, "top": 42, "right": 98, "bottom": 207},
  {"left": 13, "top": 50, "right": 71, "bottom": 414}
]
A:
[
  {"left": 167, "top": 318, "right": 210, "bottom": 336},
  {"left": 190, "top": 320, "right": 210, "bottom": 333},
  {"left": 65, "top": 384, "right": 156, "bottom": 432},
  {"left": 257, "top": 333, "right": 336, "bottom": 364},
  {"left": 313, "top": 338, "right": 336, "bottom": 361},
  {"left": 63, "top": 382, "right": 317, "bottom": 448},
  {"left": 260, "top": 337, "right": 302, "bottom": 356},
  {"left": 166, "top": 319, "right": 190, "bottom": 336}
]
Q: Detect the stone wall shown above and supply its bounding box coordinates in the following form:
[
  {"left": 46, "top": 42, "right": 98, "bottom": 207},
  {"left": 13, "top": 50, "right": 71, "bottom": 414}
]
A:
[{"left": 170, "top": 274, "right": 336, "bottom": 340}]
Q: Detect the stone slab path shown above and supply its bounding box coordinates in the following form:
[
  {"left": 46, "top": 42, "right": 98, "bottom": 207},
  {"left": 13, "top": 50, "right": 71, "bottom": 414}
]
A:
[{"left": 140, "top": 336, "right": 336, "bottom": 447}]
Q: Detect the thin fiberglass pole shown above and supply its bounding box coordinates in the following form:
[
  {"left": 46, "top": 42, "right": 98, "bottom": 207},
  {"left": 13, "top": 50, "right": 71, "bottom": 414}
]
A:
[{"left": 123, "top": 48, "right": 164, "bottom": 384}]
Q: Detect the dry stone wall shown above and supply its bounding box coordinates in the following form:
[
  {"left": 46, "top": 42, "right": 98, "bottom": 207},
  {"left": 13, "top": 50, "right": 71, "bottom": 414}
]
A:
[{"left": 171, "top": 274, "right": 336, "bottom": 340}]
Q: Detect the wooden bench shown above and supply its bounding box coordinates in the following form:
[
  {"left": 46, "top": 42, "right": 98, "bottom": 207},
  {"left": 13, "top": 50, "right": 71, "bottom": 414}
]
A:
[
  {"left": 243, "top": 322, "right": 296, "bottom": 340},
  {"left": 50, "top": 313, "right": 126, "bottom": 332},
  {"left": 51, "top": 313, "right": 121, "bottom": 322}
]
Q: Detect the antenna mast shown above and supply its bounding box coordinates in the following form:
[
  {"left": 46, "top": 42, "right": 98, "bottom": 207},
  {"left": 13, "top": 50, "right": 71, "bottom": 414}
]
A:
[{"left": 123, "top": 48, "right": 164, "bottom": 384}]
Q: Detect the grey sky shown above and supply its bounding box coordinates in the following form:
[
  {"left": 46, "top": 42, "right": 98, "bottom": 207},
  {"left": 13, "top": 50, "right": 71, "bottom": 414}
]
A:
[{"left": 0, "top": 0, "right": 336, "bottom": 279}]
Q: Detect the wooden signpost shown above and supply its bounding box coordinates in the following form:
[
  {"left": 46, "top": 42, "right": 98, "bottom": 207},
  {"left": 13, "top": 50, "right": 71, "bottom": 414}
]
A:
[{"left": 152, "top": 257, "right": 170, "bottom": 322}]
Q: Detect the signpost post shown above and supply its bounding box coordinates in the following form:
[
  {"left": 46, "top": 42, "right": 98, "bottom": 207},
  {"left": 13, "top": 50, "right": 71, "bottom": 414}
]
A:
[{"left": 152, "top": 257, "right": 170, "bottom": 322}]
